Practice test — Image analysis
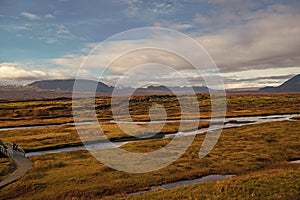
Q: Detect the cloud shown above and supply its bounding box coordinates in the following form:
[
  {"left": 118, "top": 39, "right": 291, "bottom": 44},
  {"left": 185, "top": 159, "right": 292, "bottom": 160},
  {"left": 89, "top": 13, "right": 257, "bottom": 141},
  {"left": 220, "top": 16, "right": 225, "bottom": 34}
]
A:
[
  {"left": 54, "top": 4, "right": 300, "bottom": 74},
  {"left": 193, "top": 13, "right": 211, "bottom": 26},
  {"left": 154, "top": 20, "right": 192, "bottom": 31},
  {"left": 221, "top": 67, "right": 300, "bottom": 88},
  {"left": 52, "top": 36, "right": 211, "bottom": 73},
  {"left": 0, "top": 62, "right": 89, "bottom": 85},
  {"left": 55, "top": 24, "right": 73, "bottom": 39},
  {"left": 47, "top": 2, "right": 300, "bottom": 88},
  {"left": 53, "top": 55, "right": 85, "bottom": 68},
  {"left": 119, "top": 0, "right": 178, "bottom": 16},
  {"left": 196, "top": 5, "right": 300, "bottom": 71},
  {"left": 56, "top": 24, "right": 70, "bottom": 35},
  {"left": 20, "top": 11, "right": 41, "bottom": 20},
  {"left": 52, "top": 35, "right": 222, "bottom": 88},
  {"left": 0, "top": 62, "right": 46, "bottom": 82},
  {"left": 14, "top": 23, "right": 32, "bottom": 30},
  {"left": 32, "top": 24, "right": 74, "bottom": 43},
  {"left": 0, "top": 14, "right": 19, "bottom": 19},
  {"left": 44, "top": 14, "right": 55, "bottom": 19},
  {"left": 20, "top": 11, "right": 56, "bottom": 21}
]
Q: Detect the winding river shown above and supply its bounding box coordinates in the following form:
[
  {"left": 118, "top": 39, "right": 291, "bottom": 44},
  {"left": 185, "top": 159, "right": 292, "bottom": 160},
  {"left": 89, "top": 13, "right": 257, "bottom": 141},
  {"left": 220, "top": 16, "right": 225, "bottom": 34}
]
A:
[
  {"left": 0, "top": 113, "right": 298, "bottom": 193},
  {"left": 0, "top": 113, "right": 297, "bottom": 157}
]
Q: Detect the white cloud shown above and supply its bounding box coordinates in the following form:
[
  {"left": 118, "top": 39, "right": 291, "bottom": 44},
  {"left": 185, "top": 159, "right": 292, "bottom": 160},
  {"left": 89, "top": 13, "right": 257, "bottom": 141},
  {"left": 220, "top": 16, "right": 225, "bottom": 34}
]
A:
[
  {"left": 21, "top": 11, "right": 41, "bottom": 20},
  {"left": 0, "top": 62, "right": 89, "bottom": 85},
  {"left": 56, "top": 24, "right": 70, "bottom": 35},
  {"left": 0, "top": 62, "right": 46, "bottom": 82},
  {"left": 55, "top": 24, "right": 73, "bottom": 39},
  {"left": 53, "top": 55, "right": 84, "bottom": 68},
  {"left": 14, "top": 23, "right": 32, "bottom": 30},
  {"left": 0, "top": 14, "right": 19, "bottom": 19},
  {"left": 154, "top": 20, "right": 192, "bottom": 31},
  {"left": 44, "top": 14, "right": 55, "bottom": 19},
  {"left": 20, "top": 11, "right": 56, "bottom": 21},
  {"left": 119, "top": 0, "right": 178, "bottom": 16}
]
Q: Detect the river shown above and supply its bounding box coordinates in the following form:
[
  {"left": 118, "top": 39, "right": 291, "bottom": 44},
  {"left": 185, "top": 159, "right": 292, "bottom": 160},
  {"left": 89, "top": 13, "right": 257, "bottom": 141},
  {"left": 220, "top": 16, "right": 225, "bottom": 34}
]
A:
[
  {"left": 0, "top": 114, "right": 298, "bottom": 157},
  {"left": 1, "top": 113, "right": 298, "bottom": 195}
]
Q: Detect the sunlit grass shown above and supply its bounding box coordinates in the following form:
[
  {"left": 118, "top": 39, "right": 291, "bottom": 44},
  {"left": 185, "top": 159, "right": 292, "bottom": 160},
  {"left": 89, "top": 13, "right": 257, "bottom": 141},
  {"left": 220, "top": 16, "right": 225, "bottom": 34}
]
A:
[
  {"left": 0, "top": 93, "right": 299, "bottom": 128},
  {"left": 0, "top": 120, "right": 299, "bottom": 199},
  {"left": 0, "top": 120, "right": 209, "bottom": 152},
  {"left": 115, "top": 164, "right": 300, "bottom": 200}
]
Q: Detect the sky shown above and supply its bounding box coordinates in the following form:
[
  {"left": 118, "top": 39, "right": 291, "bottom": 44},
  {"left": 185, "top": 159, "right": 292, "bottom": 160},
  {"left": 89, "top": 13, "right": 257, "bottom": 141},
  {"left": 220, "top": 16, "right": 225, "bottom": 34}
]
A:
[{"left": 0, "top": 0, "right": 299, "bottom": 88}]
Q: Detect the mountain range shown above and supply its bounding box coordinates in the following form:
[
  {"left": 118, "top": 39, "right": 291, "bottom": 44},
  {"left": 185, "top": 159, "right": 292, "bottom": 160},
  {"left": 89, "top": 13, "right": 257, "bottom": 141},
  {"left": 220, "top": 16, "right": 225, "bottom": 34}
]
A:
[
  {"left": 29, "top": 79, "right": 210, "bottom": 94},
  {"left": 29, "top": 74, "right": 300, "bottom": 94},
  {"left": 0, "top": 74, "right": 299, "bottom": 100}
]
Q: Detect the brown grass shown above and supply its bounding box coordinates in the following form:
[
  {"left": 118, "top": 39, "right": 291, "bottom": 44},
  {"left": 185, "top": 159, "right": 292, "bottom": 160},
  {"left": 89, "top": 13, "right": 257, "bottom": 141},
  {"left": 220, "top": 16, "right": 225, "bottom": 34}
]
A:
[
  {"left": 0, "top": 93, "right": 299, "bottom": 128},
  {"left": 114, "top": 164, "right": 300, "bottom": 200},
  {"left": 0, "top": 120, "right": 209, "bottom": 152},
  {"left": 0, "top": 120, "right": 299, "bottom": 199}
]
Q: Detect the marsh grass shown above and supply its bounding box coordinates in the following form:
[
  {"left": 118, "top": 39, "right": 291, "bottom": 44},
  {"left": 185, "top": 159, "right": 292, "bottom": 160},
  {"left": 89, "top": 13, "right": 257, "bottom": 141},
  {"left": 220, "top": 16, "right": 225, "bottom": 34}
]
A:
[
  {"left": 0, "top": 120, "right": 299, "bottom": 199},
  {"left": 0, "top": 121, "right": 209, "bottom": 152},
  {"left": 0, "top": 94, "right": 299, "bottom": 128},
  {"left": 0, "top": 125, "right": 80, "bottom": 151},
  {"left": 114, "top": 164, "right": 300, "bottom": 200}
]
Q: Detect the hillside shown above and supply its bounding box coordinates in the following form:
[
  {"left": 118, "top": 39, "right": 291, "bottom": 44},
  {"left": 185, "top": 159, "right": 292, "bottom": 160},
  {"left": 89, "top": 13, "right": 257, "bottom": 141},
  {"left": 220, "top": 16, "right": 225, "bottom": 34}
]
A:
[
  {"left": 29, "top": 79, "right": 113, "bottom": 93},
  {"left": 260, "top": 74, "right": 300, "bottom": 92}
]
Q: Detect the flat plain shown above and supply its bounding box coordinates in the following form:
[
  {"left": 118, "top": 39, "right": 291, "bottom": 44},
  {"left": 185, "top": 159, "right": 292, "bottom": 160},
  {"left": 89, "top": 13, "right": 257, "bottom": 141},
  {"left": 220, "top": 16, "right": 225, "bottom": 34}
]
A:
[{"left": 0, "top": 93, "right": 299, "bottom": 199}]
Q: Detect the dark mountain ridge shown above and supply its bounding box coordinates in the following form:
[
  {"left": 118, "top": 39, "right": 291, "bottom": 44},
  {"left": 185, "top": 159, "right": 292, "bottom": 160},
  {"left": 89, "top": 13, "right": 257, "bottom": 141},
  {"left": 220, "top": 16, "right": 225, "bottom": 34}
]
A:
[
  {"left": 29, "top": 79, "right": 211, "bottom": 94},
  {"left": 260, "top": 74, "right": 300, "bottom": 92},
  {"left": 29, "top": 79, "right": 113, "bottom": 93}
]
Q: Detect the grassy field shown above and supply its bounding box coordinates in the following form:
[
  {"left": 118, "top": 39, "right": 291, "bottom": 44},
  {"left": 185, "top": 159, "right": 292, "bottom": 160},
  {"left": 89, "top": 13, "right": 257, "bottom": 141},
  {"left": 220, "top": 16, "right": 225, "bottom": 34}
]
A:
[
  {"left": 0, "top": 93, "right": 299, "bottom": 128},
  {"left": 0, "top": 93, "right": 299, "bottom": 152},
  {"left": 0, "top": 120, "right": 299, "bottom": 199},
  {"left": 0, "top": 93, "right": 299, "bottom": 199},
  {"left": 114, "top": 164, "right": 300, "bottom": 200},
  {"left": 0, "top": 121, "right": 209, "bottom": 152}
]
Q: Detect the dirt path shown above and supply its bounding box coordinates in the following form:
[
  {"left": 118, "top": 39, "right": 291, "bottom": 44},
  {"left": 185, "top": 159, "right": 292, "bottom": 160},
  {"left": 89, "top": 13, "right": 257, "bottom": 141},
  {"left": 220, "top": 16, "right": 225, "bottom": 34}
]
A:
[{"left": 0, "top": 148, "right": 32, "bottom": 188}]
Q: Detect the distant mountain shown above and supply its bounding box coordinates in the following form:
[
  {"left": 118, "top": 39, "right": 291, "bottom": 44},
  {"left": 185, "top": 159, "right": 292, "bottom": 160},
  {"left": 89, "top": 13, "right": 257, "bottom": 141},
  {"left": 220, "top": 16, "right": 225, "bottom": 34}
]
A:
[
  {"left": 260, "top": 74, "right": 300, "bottom": 92},
  {"left": 29, "top": 79, "right": 113, "bottom": 93},
  {"left": 30, "top": 79, "right": 212, "bottom": 95},
  {"left": 134, "top": 85, "right": 210, "bottom": 94}
]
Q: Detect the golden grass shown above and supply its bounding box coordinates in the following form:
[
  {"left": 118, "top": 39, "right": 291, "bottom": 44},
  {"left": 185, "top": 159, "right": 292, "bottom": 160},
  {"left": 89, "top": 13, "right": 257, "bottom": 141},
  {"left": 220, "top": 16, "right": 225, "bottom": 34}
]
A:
[
  {"left": 0, "top": 121, "right": 209, "bottom": 152},
  {"left": 0, "top": 120, "right": 299, "bottom": 199},
  {"left": 0, "top": 93, "right": 299, "bottom": 152},
  {"left": 114, "top": 164, "right": 300, "bottom": 200},
  {"left": 0, "top": 93, "right": 299, "bottom": 128}
]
